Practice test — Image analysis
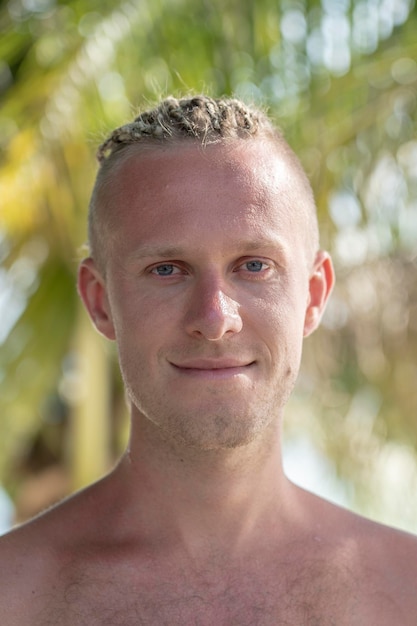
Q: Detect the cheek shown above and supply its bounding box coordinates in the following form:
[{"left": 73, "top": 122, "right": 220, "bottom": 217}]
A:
[
  {"left": 254, "top": 279, "right": 306, "bottom": 329},
  {"left": 252, "top": 283, "right": 307, "bottom": 359},
  {"left": 110, "top": 289, "right": 176, "bottom": 365},
  {"left": 109, "top": 278, "right": 154, "bottom": 331}
]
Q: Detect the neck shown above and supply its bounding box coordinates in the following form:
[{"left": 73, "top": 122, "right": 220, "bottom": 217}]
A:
[{"left": 109, "top": 407, "right": 304, "bottom": 558}]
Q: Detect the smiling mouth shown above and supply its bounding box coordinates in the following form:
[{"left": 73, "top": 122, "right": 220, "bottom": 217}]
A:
[{"left": 169, "top": 360, "right": 255, "bottom": 379}]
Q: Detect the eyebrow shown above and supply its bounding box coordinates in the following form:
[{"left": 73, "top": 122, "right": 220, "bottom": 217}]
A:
[
  {"left": 127, "top": 245, "right": 188, "bottom": 261},
  {"left": 237, "top": 238, "right": 287, "bottom": 253},
  {"left": 127, "top": 238, "right": 288, "bottom": 262}
]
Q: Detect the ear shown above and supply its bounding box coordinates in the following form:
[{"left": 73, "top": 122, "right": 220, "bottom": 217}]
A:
[
  {"left": 77, "top": 258, "right": 116, "bottom": 340},
  {"left": 303, "top": 250, "right": 334, "bottom": 338}
]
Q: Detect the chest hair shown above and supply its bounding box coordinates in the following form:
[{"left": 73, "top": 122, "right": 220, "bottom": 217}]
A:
[{"left": 33, "top": 551, "right": 361, "bottom": 626}]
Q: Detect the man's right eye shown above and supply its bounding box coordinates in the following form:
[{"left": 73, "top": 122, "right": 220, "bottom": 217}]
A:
[{"left": 151, "top": 264, "right": 177, "bottom": 276}]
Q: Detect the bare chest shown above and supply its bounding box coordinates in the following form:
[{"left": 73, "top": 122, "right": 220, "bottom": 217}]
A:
[{"left": 31, "top": 555, "right": 370, "bottom": 626}]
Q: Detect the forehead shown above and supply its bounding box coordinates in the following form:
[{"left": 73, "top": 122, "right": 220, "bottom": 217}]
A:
[
  {"left": 100, "top": 139, "right": 312, "bottom": 260},
  {"left": 108, "top": 139, "right": 300, "bottom": 213}
]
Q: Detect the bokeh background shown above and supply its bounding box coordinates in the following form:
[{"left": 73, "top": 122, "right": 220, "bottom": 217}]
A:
[{"left": 1, "top": 0, "right": 416, "bottom": 532}]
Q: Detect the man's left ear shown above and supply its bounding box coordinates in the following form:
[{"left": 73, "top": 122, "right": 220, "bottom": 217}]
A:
[{"left": 303, "top": 251, "right": 335, "bottom": 337}]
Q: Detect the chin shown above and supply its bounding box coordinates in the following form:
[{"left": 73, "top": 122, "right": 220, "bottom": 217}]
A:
[{"left": 156, "top": 408, "right": 275, "bottom": 452}]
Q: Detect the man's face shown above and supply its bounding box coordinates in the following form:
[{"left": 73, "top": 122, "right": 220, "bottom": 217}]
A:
[{"left": 80, "top": 139, "right": 331, "bottom": 451}]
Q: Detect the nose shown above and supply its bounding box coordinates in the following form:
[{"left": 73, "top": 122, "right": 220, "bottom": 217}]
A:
[{"left": 184, "top": 277, "right": 243, "bottom": 341}]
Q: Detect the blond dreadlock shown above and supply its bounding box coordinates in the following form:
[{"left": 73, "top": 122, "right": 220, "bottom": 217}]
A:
[{"left": 96, "top": 96, "right": 275, "bottom": 163}]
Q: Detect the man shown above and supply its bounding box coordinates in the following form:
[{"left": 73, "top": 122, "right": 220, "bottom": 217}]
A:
[{"left": 1, "top": 95, "right": 416, "bottom": 625}]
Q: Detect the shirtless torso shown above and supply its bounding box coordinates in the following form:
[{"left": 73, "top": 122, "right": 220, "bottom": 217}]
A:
[{"left": 1, "top": 467, "right": 416, "bottom": 626}]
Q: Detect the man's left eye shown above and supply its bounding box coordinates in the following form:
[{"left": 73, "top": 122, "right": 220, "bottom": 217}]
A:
[{"left": 244, "top": 260, "right": 266, "bottom": 272}]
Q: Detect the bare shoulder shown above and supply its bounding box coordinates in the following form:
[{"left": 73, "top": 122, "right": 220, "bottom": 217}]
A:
[
  {"left": 0, "top": 516, "right": 53, "bottom": 622},
  {"left": 0, "top": 476, "right": 111, "bottom": 625},
  {"left": 335, "top": 499, "right": 417, "bottom": 574},
  {"left": 353, "top": 514, "right": 417, "bottom": 624},
  {"left": 356, "top": 514, "right": 417, "bottom": 595},
  {"left": 300, "top": 487, "right": 417, "bottom": 623}
]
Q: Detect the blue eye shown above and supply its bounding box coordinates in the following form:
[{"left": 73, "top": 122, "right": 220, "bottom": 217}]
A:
[
  {"left": 245, "top": 260, "right": 264, "bottom": 272},
  {"left": 153, "top": 264, "right": 176, "bottom": 276}
]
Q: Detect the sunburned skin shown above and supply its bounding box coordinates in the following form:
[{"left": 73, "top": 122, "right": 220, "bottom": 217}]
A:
[{"left": 1, "top": 474, "right": 416, "bottom": 626}]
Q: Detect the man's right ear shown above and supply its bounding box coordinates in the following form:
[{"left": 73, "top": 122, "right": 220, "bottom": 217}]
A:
[{"left": 77, "top": 258, "right": 116, "bottom": 340}]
